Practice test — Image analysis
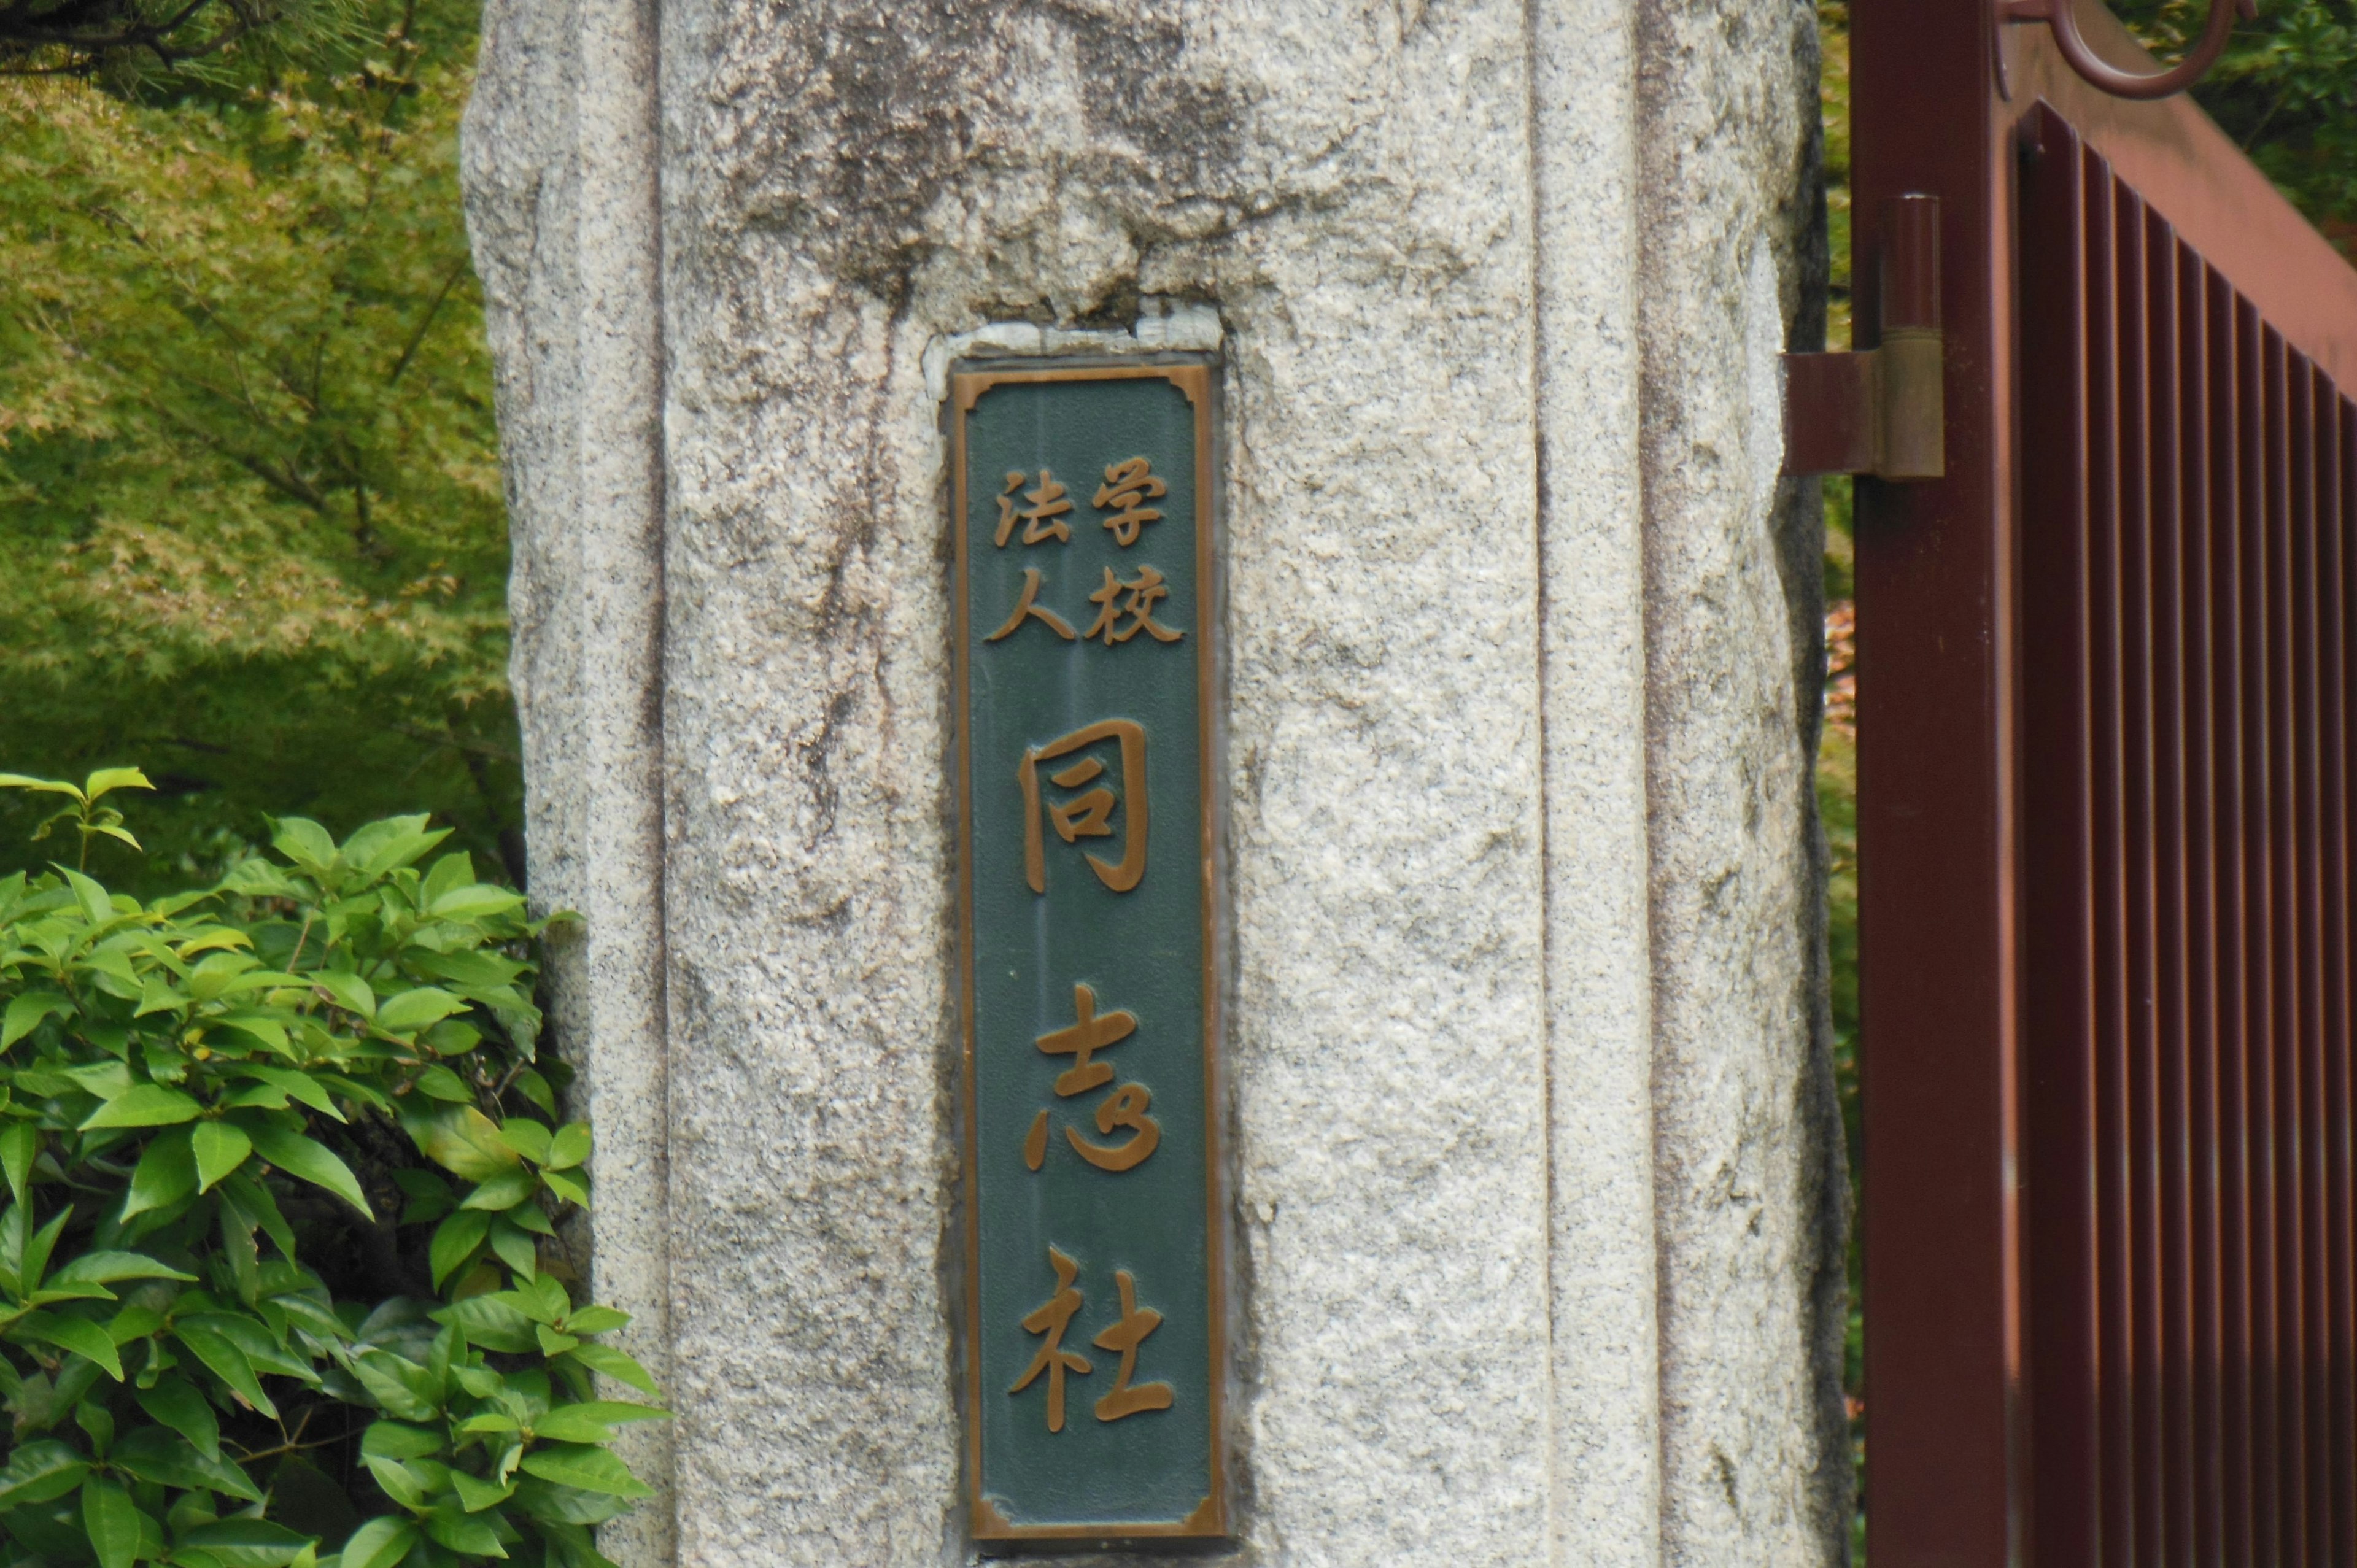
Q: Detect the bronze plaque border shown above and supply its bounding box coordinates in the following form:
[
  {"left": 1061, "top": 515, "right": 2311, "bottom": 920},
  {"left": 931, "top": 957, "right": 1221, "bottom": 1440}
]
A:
[{"left": 949, "top": 357, "right": 1228, "bottom": 1544}]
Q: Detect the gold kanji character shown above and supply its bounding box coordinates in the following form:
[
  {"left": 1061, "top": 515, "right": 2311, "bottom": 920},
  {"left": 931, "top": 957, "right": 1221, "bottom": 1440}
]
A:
[
  {"left": 1034, "top": 982, "right": 1134, "bottom": 1097},
  {"left": 984, "top": 567, "right": 1077, "bottom": 642},
  {"left": 1021, "top": 986, "right": 1161, "bottom": 1173},
  {"left": 1018, "top": 719, "right": 1147, "bottom": 893},
  {"left": 1082, "top": 566, "right": 1185, "bottom": 646},
  {"left": 1010, "top": 1246, "right": 1091, "bottom": 1432},
  {"left": 1067, "top": 1081, "right": 1160, "bottom": 1172},
  {"left": 1091, "top": 1269, "right": 1174, "bottom": 1422},
  {"left": 996, "top": 470, "right": 1073, "bottom": 547},
  {"left": 1092, "top": 457, "right": 1167, "bottom": 547}
]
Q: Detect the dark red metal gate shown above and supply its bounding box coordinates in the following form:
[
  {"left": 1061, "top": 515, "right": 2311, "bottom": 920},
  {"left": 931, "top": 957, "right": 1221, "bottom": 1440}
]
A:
[{"left": 1851, "top": 2, "right": 2357, "bottom": 1563}]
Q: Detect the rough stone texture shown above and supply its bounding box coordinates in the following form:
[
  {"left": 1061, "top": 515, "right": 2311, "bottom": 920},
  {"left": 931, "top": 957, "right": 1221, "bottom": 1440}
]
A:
[
  {"left": 649, "top": 4, "right": 1560, "bottom": 1562},
  {"left": 460, "top": 0, "right": 1846, "bottom": 1559},
  {"left": 1633, "top": 0, "right": 1852, "bottom": 1558},
  {"left": 1533, "top": 0, "right": 1666, "bottom": 1562},
  {"left": 460, "top": 0, "right": 675, "bottom": 1561}
]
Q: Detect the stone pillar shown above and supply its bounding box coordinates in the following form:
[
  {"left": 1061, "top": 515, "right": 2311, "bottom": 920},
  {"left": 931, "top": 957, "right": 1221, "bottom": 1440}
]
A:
[
  {"left": 461, "top": 0, "right": 1842, "bottom": 1559},
  {"left": 459, "top": 0, "right": 673, "bottom": 1561},
  {"left": 1532, "top": 0, "right": 1663, "bottom": 1560},
  {"left": 1632, "top": 1, "right": 1853, "bottom": 1558}
]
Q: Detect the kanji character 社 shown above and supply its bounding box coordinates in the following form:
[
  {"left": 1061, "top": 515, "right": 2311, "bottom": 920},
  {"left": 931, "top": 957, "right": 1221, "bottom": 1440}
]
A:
[
  {"left": 1009, "top": 1246, "right": 1092, "bottom": 1432},
  {"left": 1091, "top": 1269, "right": 1175, "bottom": 1421}
]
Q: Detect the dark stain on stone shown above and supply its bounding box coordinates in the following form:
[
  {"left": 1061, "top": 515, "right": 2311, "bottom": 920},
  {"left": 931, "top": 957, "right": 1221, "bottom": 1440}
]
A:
[
  {"left": 788, "top": 893, "right": 855, "bottom": 932},
  {"left": 1055, "top": 1, "right": 1247, "bottom": 195},
  {"left": 734, "top": 1, "right": 1246, "bottom": 302},
  {"left": 754, "top": 2, "right": 1005, "bottom": 292},
  {"left": 1713, "top": 1444, "right": 1741, "bottom": 1513},
  {"left": 1068, "top": 277, "right": 1144, "bottom": 330},
  {"left": 797, "top": 689, "right": 859, "bottom": 848}
]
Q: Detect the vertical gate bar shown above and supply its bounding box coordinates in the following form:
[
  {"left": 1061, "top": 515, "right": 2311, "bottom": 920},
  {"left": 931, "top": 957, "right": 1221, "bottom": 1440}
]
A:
[
  {"left": 2270, "top": 326, "right": 2302, "bottom": 1565},
  {"left": 2138, "top": 191, "right": 2172, "bottom": 1564},
  {"left": 2311, "top": 358, "right": 2341, "bottom": 1567},
  {"left": 2237, "top": 295, "right": 2282, "bottom": 1568},
  {"left": 2088, "top": 152, "right": 2133, "bottom": 1568},
  {"left": 2213, "top": 273, "right": 2255, "bottom": 1568},
  {"left": 2262, "top": 320, "right": 2300, "bottom": 1566},
  {"left": 2288, "top": 352, "right": 2329, "bottom": 1564},
  {"left": 2342, "top": 391, "right": 2357, "bottom": 1568},
  {"left": 2176, "top": 239, "right": 2224, "bottom": 1568},
  {"left": 2111, "top": 177, "right": 2164, "bottom": 1567},
  {"left": 2143, "top": 203, "right": 2193, "bottom": 1568},
  {"left": 2308, "top": 364, "right": 2352, "bottom": 1568},
  {"left": 2264, "top": 325, "right": 2309, "bottom": 1568},
  {"left": 2312, "top": 359, "right": 2332, "bottom": 1567},
  {"left": 2234, "top": 283, "right": 2262, "bottom": 1568},
  {"left": 2277, "top": 333, "right": 2307, "bottom": 1559},
  {"left": 2328, "top": 393, "right": 2347, "bottom": 1568},
  {"left": 2021, "top": 109, "right": 2100, "bottom": 1568},
  {"left": 1851, "top": 0, "right": 2024, "bottom": 1550}
]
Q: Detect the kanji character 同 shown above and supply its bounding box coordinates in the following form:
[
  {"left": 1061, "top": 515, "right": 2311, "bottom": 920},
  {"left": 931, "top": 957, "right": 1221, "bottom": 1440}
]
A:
[{"left": 1018, "top": 719, "right": 1148, "bottom": 893}]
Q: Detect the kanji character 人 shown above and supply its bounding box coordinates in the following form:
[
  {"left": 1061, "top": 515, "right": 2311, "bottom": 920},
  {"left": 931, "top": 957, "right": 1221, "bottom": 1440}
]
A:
[{"left": 985, "top": 568, "right": 1077, "bottom": 643}]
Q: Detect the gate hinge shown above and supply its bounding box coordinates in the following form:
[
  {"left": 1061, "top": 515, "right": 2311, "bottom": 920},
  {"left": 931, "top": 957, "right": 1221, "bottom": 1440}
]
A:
[{"left": 1783, "top": 194, "right": 1945, "bottom": 481}]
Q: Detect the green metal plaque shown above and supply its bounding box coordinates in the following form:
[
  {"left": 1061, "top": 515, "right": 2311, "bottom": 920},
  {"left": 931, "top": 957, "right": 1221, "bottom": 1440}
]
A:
[{"left": 950, "top": 360, "right": 1226, "bottom": 1543}]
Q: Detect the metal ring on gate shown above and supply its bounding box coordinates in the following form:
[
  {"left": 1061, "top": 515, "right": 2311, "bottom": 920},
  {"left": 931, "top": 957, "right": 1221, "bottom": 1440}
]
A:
[{"left": 1999, "top": 0, "right": 2252, "bottom": 100}]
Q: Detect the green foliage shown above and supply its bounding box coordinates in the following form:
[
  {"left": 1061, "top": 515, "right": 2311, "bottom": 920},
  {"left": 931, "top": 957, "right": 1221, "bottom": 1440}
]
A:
[
  {"left": 0, "top": 0, "right": 349, "bottom": 87},
  {"left": 2121, "top": 0, "right": 2357, "bottom": 260},
  {"left": 1816, "top": 719, "right": 1863, "bottom": 1565},
  {"left": 1817, "top": 0, "right": 1852, "bottom": 355},
  {"left": 0, "top": 0, "right": 518, "bottom": 897},
  {"left": 0, "top": 774, "right": 158, "bottom": 877},
  {"left": 0, "top": 781, "right": 657, "bottom": 1568}
]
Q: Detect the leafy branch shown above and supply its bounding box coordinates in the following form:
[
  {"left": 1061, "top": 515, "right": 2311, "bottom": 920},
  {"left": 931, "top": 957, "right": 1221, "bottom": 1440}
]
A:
[
  {"left": 0, "top": 783, "right": 656, "bottom": 1568},
  {"left": 0, "top": 770, "right": 155, "bottom": 871}
]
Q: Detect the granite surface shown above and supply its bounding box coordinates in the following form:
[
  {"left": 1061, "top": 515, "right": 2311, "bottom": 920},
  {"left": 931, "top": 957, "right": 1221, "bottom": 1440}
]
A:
[
  {"left": 461, "top": 0, "right": 675, "bottom": 1560},
  {"left": 1634, "top": 0, "right": 1852, "bottom": 1557},
  {"left": 460, "top": 0, "right": 1845, "bottom": 1558}
]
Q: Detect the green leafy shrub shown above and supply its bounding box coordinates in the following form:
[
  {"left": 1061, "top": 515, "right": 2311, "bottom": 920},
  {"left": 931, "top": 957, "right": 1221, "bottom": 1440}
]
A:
[{"left": 0, "top": 771, "right": 658, "bottom": 1568}]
